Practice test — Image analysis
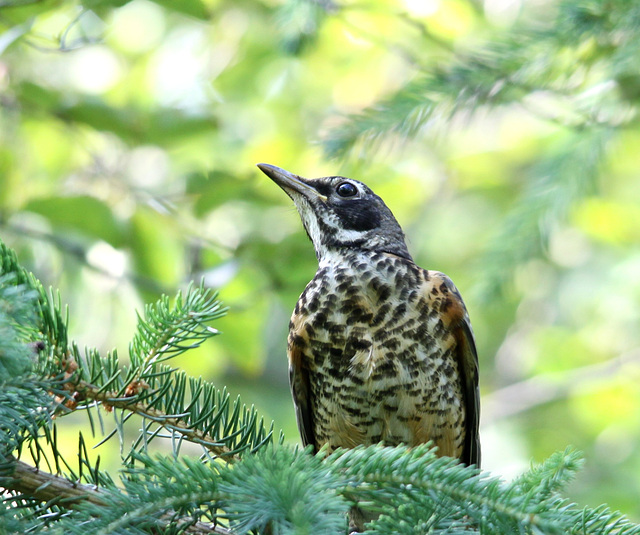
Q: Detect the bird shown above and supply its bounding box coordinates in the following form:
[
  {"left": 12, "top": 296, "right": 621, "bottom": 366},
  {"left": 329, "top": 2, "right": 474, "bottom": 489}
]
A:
[{"left": 257, "top": 163, "right": 480, "bottom": 468}]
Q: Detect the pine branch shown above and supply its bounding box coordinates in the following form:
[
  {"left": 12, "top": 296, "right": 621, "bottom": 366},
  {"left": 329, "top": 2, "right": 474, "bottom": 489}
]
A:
[
  {"left": 217, "top": 446, "right": 350, "bottom": 534},
  {"left": 322, "top": 1, "right": 640, "bottom": 161},
  {"left": 39, "top": 453, "right": 236, "bottom": 535},
  {"left": 40, "top": 281, "right": 276, "bottom": 462},
  {"left": 1, "top": 454, "right": 106, "bottom": 507},
  {"left": 1, "top": 242, "right": 275, "bottom": 531},
  {"left": 321, "top": 35, "right": 536, "bottom": 161},
  {"left": 1, "top": 455, "right": 234, "bottom": 535},
  {"left": 69, "top": 379, "right": 255, "bottom": 459}
]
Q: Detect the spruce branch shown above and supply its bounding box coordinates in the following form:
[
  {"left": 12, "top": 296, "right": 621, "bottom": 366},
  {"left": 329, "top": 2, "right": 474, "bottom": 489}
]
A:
[
  {"left": 46, "top": 282, "right": 275, "bottom": 461},
  {"left": 1, "top": 241, "right": 275, "bottom": 532},
  {"left": 510, "top": 446, "right": 584, "bottom": 499},
  {"left": 328, "top": 444, "right": 575, "bottom": 534},
  {"left": 1, "top": 454, "right": 106, "bottom": 508},
  {"left": 0, "top": 262, "right": 62, "bottom": 458},
  {"left": 1, "top": 455, "right": 233, "bottom": 535},
  {"left": 7, "top": 441, "right": 638, "bottom": 535},
  {"left": 40, "top": 452, "right": 236, "bottom": 535},
  {"left": 128, "top": 285, "right": 227, "bottom": 374},
  {"left": 217, "top": 446, "right": 350, "bottom": 535},
  {"left": 0, "top": 240, "right": 68, "bottom": 370},
  {"left": 71, "top": 380, "right": 240, "bottom": 458},
  {"left": 321, "top": 35, "right": 537, "bottom": 161},
  {"left": 322, "top": 1, "right": 640, "bottom": 161},
  {"left": 65, "top": 377, "right": 273, "bottom": 460}
]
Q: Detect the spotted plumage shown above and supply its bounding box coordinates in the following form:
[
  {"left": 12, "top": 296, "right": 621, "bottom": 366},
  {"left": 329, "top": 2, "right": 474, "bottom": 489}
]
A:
[{"left": 258, "top": 163, "right": 480, "bottom": 467}]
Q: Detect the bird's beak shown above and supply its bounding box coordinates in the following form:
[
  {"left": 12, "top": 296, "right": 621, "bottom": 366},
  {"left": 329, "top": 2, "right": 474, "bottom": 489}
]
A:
[{"left": 257, "top": 163, "right": 327, "bottom": 201}]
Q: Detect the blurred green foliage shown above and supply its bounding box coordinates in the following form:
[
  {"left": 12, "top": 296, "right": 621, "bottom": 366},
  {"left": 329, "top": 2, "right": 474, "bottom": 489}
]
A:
[{"left": 1, "top": 0, "right": 639, "bottom": 521}]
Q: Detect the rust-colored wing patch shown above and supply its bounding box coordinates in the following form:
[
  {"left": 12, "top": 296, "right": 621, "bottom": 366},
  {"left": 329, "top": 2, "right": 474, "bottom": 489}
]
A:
[{"left": 426, "top": 271, "right": 481, "bottom": 467}]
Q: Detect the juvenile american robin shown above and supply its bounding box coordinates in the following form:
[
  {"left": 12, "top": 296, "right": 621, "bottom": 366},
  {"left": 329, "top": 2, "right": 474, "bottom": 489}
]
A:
[{"left": 257, "top": 163, "right": 480, "bottom": 467}]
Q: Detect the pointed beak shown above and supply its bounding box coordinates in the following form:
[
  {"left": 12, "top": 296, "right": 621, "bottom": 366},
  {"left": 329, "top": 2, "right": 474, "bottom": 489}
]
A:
[{"left": 257, "top": 163, "right": 327, "bottom": 201}]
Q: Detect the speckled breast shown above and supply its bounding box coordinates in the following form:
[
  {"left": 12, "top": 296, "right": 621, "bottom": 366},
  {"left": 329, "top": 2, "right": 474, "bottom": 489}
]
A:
[{"left": 289, "top": 250, "right": 466, "bottom": 457}]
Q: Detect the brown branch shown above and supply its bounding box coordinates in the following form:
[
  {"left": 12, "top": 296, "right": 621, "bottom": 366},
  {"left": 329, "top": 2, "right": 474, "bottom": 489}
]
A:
[
  {"left": 1, "top": 455, "right": 234, "bottom": 535},
  {"left": 2, "top": 454, "right": 105, "bottom": 507},
  {"left": 71, "top": 380, "right": 240, "bottom": 461}
]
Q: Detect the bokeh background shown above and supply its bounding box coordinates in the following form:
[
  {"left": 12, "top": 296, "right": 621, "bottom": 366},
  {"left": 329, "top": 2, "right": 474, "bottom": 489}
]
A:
[{"left": 1, "top": 0, "right": 639, "bottom": 520}]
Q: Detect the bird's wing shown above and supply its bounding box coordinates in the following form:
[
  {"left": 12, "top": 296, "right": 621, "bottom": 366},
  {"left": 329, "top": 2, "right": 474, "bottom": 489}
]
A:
[
  {"left": 429, "top": 271, "right": 481, "bottom": 467},
  {"left": 287, "top": 329, "right": 316, "bottom": 450}
]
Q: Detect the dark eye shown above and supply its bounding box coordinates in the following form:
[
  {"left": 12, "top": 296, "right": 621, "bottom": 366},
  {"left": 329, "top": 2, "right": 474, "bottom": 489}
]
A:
[{"left": 336, "top": 182, "right": 358, "bottom": 197}]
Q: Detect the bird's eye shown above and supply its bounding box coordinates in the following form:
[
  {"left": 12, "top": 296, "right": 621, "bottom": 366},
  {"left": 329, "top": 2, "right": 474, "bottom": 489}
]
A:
[{"left": 336, "top": 182, "right": 358, "bottom": 198}]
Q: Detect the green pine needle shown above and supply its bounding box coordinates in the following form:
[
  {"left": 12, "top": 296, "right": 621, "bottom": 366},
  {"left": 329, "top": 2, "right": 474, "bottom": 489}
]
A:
[
  {"left": 129, "top": 281, "right": 228, "bottom": 372},
  {"left": 218, "top": 446, "right": 349, "bottom": 534}
]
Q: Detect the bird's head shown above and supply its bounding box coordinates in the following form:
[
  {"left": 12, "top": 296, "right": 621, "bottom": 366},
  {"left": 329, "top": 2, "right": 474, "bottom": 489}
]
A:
[{"left": 258, "top": 163, "right": 412, "bottom": 262}]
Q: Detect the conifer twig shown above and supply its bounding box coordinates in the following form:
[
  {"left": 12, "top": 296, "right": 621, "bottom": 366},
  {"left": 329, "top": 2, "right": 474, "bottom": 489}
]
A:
[
  {"left": 72, "top": 379, "right": 239, "bottom": 460},
  {"left": 1, "top": 455, "right": 235, "bottom": 535},
  {"left": 1, "top": 454, "right": 106, "bottom": 507}
]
